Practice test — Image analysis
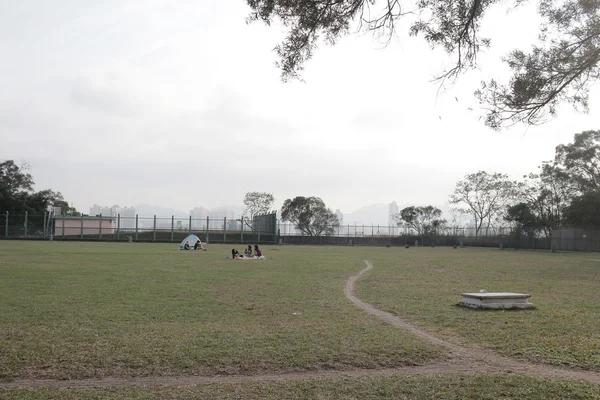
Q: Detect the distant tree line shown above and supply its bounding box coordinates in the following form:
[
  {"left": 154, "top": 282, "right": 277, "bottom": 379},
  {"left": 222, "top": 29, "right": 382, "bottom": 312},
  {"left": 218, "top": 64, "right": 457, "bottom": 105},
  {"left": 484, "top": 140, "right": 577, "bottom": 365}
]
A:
[
  {"left": 245, "top": 130, "right": 600, "bottom": 238},
  {"left": 0, "top": 160, "right": 79, "bottom": 216},
  {"left": 452, "top": 130, "right": 600, "bottom": 236}
]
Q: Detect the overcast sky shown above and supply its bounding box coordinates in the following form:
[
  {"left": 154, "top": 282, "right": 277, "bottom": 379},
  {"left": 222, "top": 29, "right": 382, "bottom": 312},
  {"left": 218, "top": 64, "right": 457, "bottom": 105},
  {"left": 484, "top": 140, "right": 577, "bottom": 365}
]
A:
[{"left": 1, "top": 0, "right": 599, "bottom": 215}]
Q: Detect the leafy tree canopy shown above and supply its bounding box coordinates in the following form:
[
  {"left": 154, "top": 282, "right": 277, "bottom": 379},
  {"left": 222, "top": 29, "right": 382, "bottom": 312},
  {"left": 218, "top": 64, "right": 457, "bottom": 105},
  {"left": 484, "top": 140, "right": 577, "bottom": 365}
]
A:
[
  {"left": 281, "top": 196, "right": 340, "bottom": 236},
  {"left": 246, "top": 0, "right": 600, "bottom": 129},
  {"left": 394, "top": 205, "right": 446, "bottom": 236},
  {"left": 563, "top": 191, "right": 600, "bottom": 229},
  {"left": 0, "top": 160, "right": 78, "bottom": 215},
  {"left": 504, "top": 202, "right": 542, "bottom": 236},
  {"left": 555, "top": 130, "right": 600, "bottom": 192}
]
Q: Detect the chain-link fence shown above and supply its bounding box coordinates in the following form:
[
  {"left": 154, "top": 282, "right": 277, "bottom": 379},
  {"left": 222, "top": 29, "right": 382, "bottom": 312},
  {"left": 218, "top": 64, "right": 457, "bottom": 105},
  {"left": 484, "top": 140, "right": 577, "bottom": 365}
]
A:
[
  {"left": 0, "top": 213, "right": 278, "bottom": 244},
  {"left": 0, "top": 212, "right": 595, "bottom": 252}
]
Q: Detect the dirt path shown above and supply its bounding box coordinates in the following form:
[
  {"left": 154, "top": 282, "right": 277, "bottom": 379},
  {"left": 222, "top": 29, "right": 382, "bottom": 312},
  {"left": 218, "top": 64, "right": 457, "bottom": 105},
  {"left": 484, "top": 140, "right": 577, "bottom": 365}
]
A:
[
  {"left": 345, "top": 260, "right": 600, "bottom": 385},
  {"left": 1, "top": 260, "right": 598, "bottom": 390}
]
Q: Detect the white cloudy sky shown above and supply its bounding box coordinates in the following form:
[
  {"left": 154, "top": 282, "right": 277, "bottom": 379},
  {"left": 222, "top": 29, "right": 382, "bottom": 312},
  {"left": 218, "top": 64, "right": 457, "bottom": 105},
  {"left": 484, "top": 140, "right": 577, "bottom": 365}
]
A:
[{"left": 1, "top": 0, "right": 599, "bottom": 214}]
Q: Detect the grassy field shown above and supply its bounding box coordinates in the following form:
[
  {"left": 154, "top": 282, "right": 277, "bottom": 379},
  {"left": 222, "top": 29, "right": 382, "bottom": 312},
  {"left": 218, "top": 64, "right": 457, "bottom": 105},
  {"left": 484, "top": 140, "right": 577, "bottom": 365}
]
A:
[
  {"left": 2, "top": 374, "right": 600, "bottom": 399},
  {"left": 359, "top": 247, "right": 600, "bottom": 370},
  {"left": 1, "top": 240, "right": 599, "bottom": 398},
  {"left": 0, "top": 241, "right": 443, "bottom": 381}
]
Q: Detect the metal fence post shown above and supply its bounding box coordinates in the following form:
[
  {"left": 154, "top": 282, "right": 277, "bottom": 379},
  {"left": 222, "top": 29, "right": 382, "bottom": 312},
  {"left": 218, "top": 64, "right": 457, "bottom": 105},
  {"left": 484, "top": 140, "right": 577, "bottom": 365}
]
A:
[
  {"left": 206, "top": 216, "right": 209, "bottom": 243},
  {"left": 117, "top": 214, "right": 121, "bottom": 241},
  {"left": 24, "top": 211, "right": 28, "bottom": 237},
  {"left": 171, "top": 215, "right": 174, "bottom": 243},
  {"left": 223, "top": 217, "right": 227, "bottom": 243},
  {"left": 80, "top": 214, "right": 84, "bottom": 239},
  {"left": 153, "top": 215, "right": 156, "bottom": 242},
  {"left": 4, "top": 212, "right": 8, "bottom": 238},
  {"left": 189, "top": 216, "right": 192, "bottom": 233},
  {"left": 43, "top": 212, "right": 47, "bottom": 237},
  {"left": 61, "top": 213, "right": 65, "bottom": 238},
  {"left": 135, "top": 215, "right": 139, "bottom": 241},
  {"left": 99, "top": 214, "right": 103, "bottom": 240},
  {"left": 241, "top": 217, "right": 244, "bottom": 243},
  {"left": 257, "top": 225, "right": 261, "bottom": 243}
]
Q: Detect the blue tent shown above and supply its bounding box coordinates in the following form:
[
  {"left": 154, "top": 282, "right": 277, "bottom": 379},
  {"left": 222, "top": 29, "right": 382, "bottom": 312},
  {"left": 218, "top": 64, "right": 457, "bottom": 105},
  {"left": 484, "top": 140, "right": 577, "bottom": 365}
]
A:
[{"left": 179, "top": 234, "right": 205, "bottom": 250}]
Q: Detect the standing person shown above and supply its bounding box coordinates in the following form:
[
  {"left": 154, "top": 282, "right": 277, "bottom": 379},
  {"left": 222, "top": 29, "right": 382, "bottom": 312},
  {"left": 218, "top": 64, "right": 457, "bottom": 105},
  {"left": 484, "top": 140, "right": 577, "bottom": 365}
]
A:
[
  {"left": 254, "top": 245, "right": 262, "bottom": 258},
  {"left": 245, "top": 245, "right": 253, "bottom": 257}
]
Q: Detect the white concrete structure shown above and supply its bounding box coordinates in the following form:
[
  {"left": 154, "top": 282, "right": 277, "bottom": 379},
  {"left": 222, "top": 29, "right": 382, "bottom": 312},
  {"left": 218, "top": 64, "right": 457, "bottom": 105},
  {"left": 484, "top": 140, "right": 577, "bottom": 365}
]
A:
[{"left": 458, "top": 292, "right": 534, "bottom": 309}]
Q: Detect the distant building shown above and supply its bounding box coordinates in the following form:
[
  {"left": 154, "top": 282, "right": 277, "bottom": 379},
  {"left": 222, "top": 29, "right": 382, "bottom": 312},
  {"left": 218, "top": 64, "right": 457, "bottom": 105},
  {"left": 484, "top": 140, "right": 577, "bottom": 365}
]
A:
[
  {"left": 335, "top": 209, "right": 343, "bottom": 225},
  {"left": 388, "top": 201, "right": 399, "bottom": 226},
  {"left": 53, "top": 216, "right": 116, "bottom": 236},
  {"left": 121, "top": 206, "right": 136, "bottom": 230},
  {"left": 190, "top": 206, "right": 239, "bottom": 230},
  {"left": 89, "top": 204, "right": 102, "bottom": 216},
  {"left": 89, "top": 204, "right": 136, "bottom": 229},
  {"left": 190, "top": 207, "right": 210, "bottom": 229}
]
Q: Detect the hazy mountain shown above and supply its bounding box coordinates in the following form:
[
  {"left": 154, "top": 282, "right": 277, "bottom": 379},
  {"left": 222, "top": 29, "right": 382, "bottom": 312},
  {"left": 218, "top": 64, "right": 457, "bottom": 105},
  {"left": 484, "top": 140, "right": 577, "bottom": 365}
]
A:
[{"left": 340, "top": 201, "right": 456, "bottom": 226}]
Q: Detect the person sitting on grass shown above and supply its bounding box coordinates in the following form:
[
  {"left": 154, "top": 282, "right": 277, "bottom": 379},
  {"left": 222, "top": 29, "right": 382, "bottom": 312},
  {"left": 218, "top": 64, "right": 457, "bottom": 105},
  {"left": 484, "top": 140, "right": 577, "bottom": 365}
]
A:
[
  {"left": 194, "top": 240, "right": 206, "bottom": 251},
  {"left": 183, "top": 241, "right": 190, "bottom": 250},
  {"left": 244, "top": 245, "right": 253, "bottom": 257},
  {"left": 254, "top": 245, "right": 263, "bottom": 258},
  {"left": 231, "top": 248, "right": 241, "bottom": 259}
]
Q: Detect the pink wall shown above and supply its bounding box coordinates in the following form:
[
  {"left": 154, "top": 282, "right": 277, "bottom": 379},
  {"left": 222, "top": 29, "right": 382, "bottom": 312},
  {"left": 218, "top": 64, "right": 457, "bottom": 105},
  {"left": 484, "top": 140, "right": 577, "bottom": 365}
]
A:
[{"left": 54, "top": 218, "right": 116, "bottom": 236}]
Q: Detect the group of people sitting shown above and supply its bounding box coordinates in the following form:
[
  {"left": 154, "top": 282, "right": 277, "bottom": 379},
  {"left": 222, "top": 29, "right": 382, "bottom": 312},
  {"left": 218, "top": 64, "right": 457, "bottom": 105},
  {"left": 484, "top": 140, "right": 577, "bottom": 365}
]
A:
[
  {"left": 182, "top": 240, "right": 206, "bottom": 251},
  {"left": 229, "top": 245, "right": 264, "bottom": 259}
]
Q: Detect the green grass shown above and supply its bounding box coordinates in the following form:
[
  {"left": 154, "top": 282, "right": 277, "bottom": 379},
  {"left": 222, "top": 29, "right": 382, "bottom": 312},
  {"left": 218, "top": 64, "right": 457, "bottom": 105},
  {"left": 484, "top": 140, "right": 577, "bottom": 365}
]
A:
[
  {"left": 1, "top": 374, "right": 599, "bottom": 399},
  {"left": 0, "top": 241, "right": 443, "bottom": 381},
  {"left": 357, "top": 247, "right": 600, "bottom": 370}
]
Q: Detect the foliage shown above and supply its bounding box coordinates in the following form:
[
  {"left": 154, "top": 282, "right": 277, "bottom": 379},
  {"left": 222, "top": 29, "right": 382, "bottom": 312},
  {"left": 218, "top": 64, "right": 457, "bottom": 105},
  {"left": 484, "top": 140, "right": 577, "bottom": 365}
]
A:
[
  {"left": 246, "top": 0, "right": 600, "bottom": 129},
  {"left": 518, "top": 163, "right": 577, "bottom": 236},
  {"left": 475, "top": 0, "right": 600, "bottom": 128},
  {"left": 281, "top": 196, "right": 340, "bottom": 236},
  {"left": 563, "top": 191, "right": 600, "bottom": 229},
  {"left": 555, "top": 130, "right": 600, "bottom": 192},
  {"left": 242, "top": 191, "right": 275, "bottom": 230},
  {"left": 0, "top": 160, "right": 78, "bottom": 216},
  {"left": 394, "top": 206, "right": 446, "bottom": 236},
  {"left": 504, "top": 202, "right": 541, "bottom": 237},
  {"left": 449, "top": 171, "right": 518, "bottom": 236}
]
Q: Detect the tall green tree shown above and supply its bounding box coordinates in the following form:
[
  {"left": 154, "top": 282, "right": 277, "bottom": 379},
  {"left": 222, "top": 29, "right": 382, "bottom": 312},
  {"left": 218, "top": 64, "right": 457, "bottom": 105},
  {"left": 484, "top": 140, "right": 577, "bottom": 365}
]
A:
[
  {"left": 504, "top": 202, "right": 542, "bottom": 238},
  {"left": 0, "top": 160, "right": 78, "bottom": 215},
  {"left": 518, "top": 163, "right": 577, "bottom": 236},
  {"left": 554, "top": 130, "right": 600, "bottom": 192},
  {"left": 563, "top": 191, "right": 600, "bottom": 229},
  {"left": 394, "top": 206, "right": 446, "bottom": 236},
  {"left": 246, "top": 0, "right": 600, "bottom": 129},
  {"left": 281, "top": 196, "right": 340, "bottom": 236}
]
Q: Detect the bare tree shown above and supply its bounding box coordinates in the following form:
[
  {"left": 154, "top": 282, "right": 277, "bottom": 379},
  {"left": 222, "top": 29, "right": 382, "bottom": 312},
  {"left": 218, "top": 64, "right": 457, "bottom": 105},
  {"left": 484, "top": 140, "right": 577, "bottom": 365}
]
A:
[
  {"left": 242, "top": 192, "right": 275, "bottom": 230},
  {"left": 449, "top": 171, "right": 519, "bottom": 236}
]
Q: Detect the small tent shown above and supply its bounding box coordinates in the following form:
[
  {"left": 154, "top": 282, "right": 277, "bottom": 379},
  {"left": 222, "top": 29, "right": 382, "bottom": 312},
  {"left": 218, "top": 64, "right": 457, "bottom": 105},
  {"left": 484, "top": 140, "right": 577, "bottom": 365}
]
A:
[{"left": 179, "top": 234, "right": 205, "bottom": 250}]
